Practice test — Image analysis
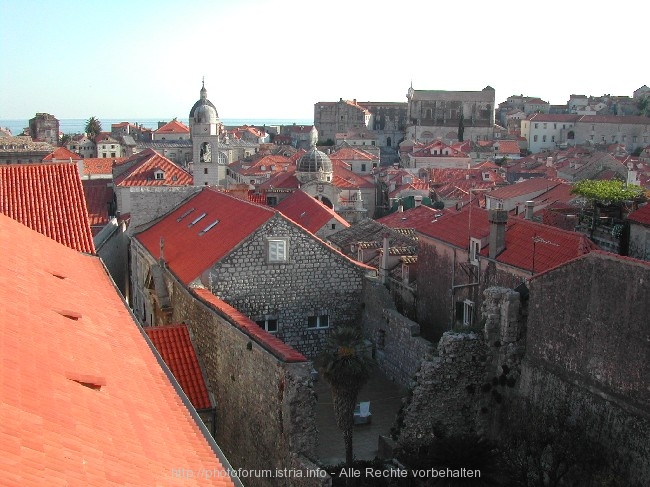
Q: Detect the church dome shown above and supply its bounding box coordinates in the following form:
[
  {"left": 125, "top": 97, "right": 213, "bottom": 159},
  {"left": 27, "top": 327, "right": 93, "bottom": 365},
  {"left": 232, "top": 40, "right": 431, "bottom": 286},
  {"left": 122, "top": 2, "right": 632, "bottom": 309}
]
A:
[
  {"left": 297, "top": 147, "right": 333, "bottom": 173},
  {"left": 194, "top": 103, "right": 218, "bottom": 124}
]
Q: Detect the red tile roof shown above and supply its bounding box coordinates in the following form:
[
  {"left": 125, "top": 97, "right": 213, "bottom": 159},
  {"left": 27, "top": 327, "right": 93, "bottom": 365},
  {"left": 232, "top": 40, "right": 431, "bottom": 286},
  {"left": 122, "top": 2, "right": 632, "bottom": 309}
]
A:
[
  {"left": 114, "top": 148, "right": 193, "bottom": 187},
  {"left": 329, "top": 147, "right": 379, "bottom": 161},
  {"left": 627, "top": 203, "right": 650, "bottom": 226},
  {"left": 0, "top": 213, "right": 235, "bottom": 486},
  {"left": 416, "top": 206, "right": 596, "bottom": 273},
  {"left": 83, "top": 157, "right": 125, "bottom": 176},
  {"left": 135, "top": 188, "right": 275, "bottom": 284},
  {"left": 332, "top": 165, "right": 375, "bottom": 189},
  {"left": 193, "top": 289, "right": 308, "bottom": 363},
  {"left": 275, "top": 189, "right": 350, "bottom": 234},
  {"left": 0, "top": 163, "right": 95, "bottom": 253},
  {"left": 82, "top": 179, "right": 114, "bottom": 235},
  {"left": 377, "top": 205, "right": 449, "bottom": 233},
  {"left": 487, "top": 177, "right": 560, "bottom": 200},
  {"left": 258, "top": 169, "right": 300, "bottom": 190},
  {"left": 145, "top": 325, "right": 212, "bottom": 410},
  {"left": 43, "top": 146, "right": 82, "bottom": 161},
  {"left": 155, "top": 119, "right": 190, "bottom": 134}
]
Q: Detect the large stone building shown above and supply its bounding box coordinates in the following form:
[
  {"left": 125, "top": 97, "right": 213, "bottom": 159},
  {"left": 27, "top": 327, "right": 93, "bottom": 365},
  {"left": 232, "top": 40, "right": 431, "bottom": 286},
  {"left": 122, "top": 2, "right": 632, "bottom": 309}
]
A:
[
  {"left": 130, "top": 187, "right": 373, "bottom": 357},
  {"left": 28, "top": 112, "right": 59, "bottom": 145},
  {"left": 521, "top": 113, "right": 650, "bottom": 153},
  {"left": 406, "top": 85, "right": 496, "bottom": 142}
]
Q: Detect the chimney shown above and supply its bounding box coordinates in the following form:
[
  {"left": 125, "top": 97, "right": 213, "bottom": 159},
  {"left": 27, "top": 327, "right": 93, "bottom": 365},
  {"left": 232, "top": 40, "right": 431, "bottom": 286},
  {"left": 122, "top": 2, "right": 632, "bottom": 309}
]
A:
[
  {"left": 525, "top": 201, "right": 534, "bottom": 220},
  {"left": 398, "top": 204, "right": 404, "bottom": 213},
  {"left": 488, "top": 209, "right": 508, "bottom": 259},
  {"left": 414, "top": 195, "right": 423, "bottom": 207},
  {"left": 546, "top": 156, "right": 553, "bottom": 167}
]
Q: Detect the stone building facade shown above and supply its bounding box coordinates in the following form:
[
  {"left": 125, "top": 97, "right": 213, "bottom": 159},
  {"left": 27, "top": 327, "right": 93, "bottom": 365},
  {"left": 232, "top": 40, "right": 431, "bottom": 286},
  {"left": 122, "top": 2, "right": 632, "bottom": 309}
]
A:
[
  {"left": 0, "top": 136, "right": 55, "bottom": 164},
  {"left": 405, "top": 86, "right": 496, "bottom": 142},
  {"left": 203, "top": 215, "right": 371, "bottom": 357},
  {"left": 313, "top": 98, "right": 371, "bottom": 143},
  {"left": 29, "top": 112, "right": 59, "bottom": 145},
  {"left": 142, "top": 271, "right": 326, "bottom": 487},
  {"left": 521, "top": 113, "right": 650, "bottom": 153},
  {"left": 130, "top": 188, "right": 373, "bottom": 358}
]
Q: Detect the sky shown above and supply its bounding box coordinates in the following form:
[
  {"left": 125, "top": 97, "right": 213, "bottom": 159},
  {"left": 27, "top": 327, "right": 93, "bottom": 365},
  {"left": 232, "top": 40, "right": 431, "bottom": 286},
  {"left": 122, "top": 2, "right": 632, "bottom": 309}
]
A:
[{"left": 0, "top": 0, "right": 646, "bottom": 122}]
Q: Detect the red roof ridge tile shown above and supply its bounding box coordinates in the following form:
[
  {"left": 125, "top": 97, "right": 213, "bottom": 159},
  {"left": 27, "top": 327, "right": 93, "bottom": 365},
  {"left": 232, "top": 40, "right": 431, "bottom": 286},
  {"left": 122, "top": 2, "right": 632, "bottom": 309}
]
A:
[{"left": 192, "top": 288, "right": 308, "bottom": 363}]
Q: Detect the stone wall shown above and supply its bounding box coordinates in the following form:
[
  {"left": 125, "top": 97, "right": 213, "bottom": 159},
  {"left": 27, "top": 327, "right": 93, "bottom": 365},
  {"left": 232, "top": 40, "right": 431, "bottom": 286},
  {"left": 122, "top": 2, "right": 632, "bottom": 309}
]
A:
[
  {"left": 416, "top": 237, "right": 528, "bottom": 342},
  {"left": 394, "top": 287, "right": 525, "bottom": 449},
  {"left": 95, "top": 218, "right": 130, "bottom": 297},
  {"left": 166, "top": 275, "right": 325, "bottom": 487},
  {"left": 127, "top": 186, "right": 201, "bottom": 232},
  {"left": 361, "top": 280, "right": 433, "bottom": 387},
  {"left": 206, "top": 215, "right": 368, "bottom": 358},
  {"left": 397, "top": 332, "right": 489, "bottom": 449},
  {"left": 518, "top": 252, "right": 650, "bottom": 482}
]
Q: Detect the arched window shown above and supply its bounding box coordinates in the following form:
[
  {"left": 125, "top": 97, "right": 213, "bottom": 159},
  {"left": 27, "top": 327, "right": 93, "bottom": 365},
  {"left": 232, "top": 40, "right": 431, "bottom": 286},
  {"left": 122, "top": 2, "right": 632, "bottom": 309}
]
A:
[{"left": 200, "top": 142, "right": 212, "bottom": 162}]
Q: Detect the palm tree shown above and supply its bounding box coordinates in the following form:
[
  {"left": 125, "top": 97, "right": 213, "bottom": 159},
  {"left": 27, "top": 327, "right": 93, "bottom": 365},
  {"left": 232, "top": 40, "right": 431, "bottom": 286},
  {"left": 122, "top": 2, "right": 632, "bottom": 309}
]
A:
[
  {"left": 85, "top": 116, "right": 102, "bottom": 139},
  {"left": 319, "top": 326, "right": 372, "bottom": 468}
]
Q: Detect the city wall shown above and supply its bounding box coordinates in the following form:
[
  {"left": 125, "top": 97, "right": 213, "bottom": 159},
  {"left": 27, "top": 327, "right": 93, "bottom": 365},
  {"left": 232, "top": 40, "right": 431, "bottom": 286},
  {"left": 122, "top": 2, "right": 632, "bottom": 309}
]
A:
[{"left": 164, "top": 270, "right": 328, "bottom": 487}]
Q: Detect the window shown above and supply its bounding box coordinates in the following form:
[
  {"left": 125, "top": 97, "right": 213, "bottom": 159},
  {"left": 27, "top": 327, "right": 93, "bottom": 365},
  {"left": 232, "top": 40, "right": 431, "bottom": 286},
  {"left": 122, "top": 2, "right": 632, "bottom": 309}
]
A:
[
  {"left": 542, "top": 135, "right": 547, "bottom": 142},
  {"left": 543, "top": 123, "right": 547, "bottom": 129},
  {"left": 256, "top": 318, "right": 278, "bottom": 333},
  {"left": 551, "top": 135, "right": 555, "bottom": 142},
  {"left": 331, "top": 224, "right": 336, "bottom": 230},
  {"left": 308, "top": 314, "right": 329, "bottom": 329},
  {"left": 204, "top": 168, "right": 208, "bottom": 174},
  {"left": 455, "top": 300, "right": 475, "bottom": 326},
  {"left": 268, "top": 239, "right": 287, "bottom": 262},
  {"left": 633, "top": 136, "right": 637, "bottom": 143},
  {"left": 469, "top": 238, "right": 481, "bottom": 265},
  {"left": 154, "top": 171, "right": 164, "bottom": 180},
  {"left": 533, "top": 135, "right": 538, "bottom": 142},
  {"left": 554, "top": 124, "right": 557, "bottom": 129},
  {"left": 361, "top": 163, "right": 366, "bottom": 172},
  {"left": 534, "top": 123, "right": 538, "bottom": 129}
]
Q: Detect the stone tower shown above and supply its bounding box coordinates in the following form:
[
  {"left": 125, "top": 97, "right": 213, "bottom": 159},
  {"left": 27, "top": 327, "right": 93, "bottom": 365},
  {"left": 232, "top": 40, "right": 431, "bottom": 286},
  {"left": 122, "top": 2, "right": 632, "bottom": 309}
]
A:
[{"left": 189, "top": 81, "right": 225, "bottom": 186}]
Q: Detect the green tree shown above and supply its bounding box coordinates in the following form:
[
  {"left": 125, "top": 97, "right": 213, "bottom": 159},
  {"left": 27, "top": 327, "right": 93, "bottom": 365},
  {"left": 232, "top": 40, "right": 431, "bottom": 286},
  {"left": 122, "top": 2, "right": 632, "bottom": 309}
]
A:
[
  {"left": 319, "top": 327, "right": 372, "bottom": 468},
  {"left": 59, "top": 133, "right": 72, "bottom": 147},
  {"left": 85, "top": 116, "right": 102, "bottom": 139},
  {"left": 571, "top": 179, "right": 643, "bottom": 204}
]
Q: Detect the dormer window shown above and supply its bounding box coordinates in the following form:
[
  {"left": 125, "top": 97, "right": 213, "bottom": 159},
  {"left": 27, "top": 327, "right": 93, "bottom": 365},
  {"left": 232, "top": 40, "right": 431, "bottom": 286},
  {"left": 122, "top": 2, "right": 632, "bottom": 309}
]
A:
[{"left": 153, "top": 169, "right": 165, "bottom": 180}]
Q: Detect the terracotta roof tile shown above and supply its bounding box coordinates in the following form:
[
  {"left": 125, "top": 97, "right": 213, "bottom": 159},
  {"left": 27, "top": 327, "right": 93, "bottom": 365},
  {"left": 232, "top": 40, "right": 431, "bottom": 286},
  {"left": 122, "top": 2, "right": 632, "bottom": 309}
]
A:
[
  {"left": 0, "top": 163, "right": 95, "bottom": 253},
  {"left": 145, "top": 325, "right": 212, "bottom": 410},
  {"left": 0, "top": 213, "right": 235, "bottom": 486},
  {"left": 83, "top": 157, "right": 125, "bottom": 176},
  {"left": 114, "top": 148, "right": 192, "bottom": 187},
  {"left": 487, "top": 178, "right": 560, "bottom": 200},
  {"left": 627, "top": 203, "right": 650, "bottom": 226},
  {"left": 43, "top": 147, "right": 82, "bottom": 161},
  {"left": 154, "top": 120, "right": 190, "bottom": 134},
  {"left": 135, "top": 188, "right": 275, "bottom": 284},
  {"left": 275, "top": 189, "right": 350, "bottom": 234},
  {"left": 417, "top": 206, "right": 597, "bottom": 273}
]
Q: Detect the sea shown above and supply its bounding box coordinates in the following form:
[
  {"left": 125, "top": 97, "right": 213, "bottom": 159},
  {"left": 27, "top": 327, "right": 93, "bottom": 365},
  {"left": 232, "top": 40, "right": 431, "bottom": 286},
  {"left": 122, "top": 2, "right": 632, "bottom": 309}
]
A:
[{"left": 0, "top": 118, "right": 313, "bottom": 137}]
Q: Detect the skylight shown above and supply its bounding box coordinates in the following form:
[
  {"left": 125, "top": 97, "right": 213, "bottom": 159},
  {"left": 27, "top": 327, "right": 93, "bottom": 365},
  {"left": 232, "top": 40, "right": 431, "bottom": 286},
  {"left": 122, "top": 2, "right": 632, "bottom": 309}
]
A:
[
  {"left": 176, "top": 207, "right": 195, "bottom": 222},
  {"left": 188, "top": 213, "right": 207, "bottom": 228},
  {"left": 198, "top": 219, "right": 220, "bottom": 236}
]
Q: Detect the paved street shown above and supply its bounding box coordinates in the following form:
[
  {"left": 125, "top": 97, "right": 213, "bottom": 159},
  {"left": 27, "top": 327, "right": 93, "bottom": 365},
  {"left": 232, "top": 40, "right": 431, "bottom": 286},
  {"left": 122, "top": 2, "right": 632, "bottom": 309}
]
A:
[{"left": 314, "top": 367, "right": 408, "bottom": 466}]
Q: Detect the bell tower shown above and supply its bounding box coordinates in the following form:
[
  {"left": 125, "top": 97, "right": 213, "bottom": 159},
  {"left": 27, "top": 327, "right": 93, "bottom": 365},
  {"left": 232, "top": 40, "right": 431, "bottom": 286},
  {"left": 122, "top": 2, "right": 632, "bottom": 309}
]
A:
[{"left": 189, "top": 80, "right": 224, "bottom": 186}]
